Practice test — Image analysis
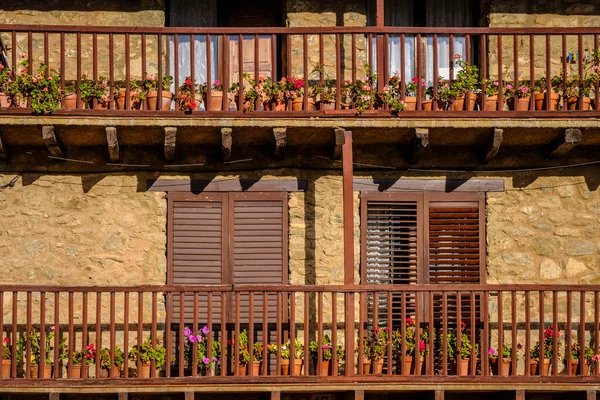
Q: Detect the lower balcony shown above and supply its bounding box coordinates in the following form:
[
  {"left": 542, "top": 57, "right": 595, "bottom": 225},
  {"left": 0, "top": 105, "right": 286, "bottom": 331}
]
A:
[{"left": 1, "top": 284, "right": 600, "bottom": 398}]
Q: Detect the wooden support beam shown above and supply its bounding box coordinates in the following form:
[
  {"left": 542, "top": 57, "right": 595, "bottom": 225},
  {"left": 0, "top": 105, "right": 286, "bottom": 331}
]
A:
[
  {"left": 333, "top": 127, "right": 345, "bottom": 160},
  {"left": 587, "top": 391, "right": 596, "bottom": 400},
  {"left": 118, "top": 393, "right": 128, "bottom": 400},
  {"left": 0, "top": 131, "right": 6, "bottom": 159},
  {"left": 221, "top": 127, "right": 232, "bottom": 162},
  {"left": 480, "top": 128, "right": 503, "bottom": 163},
  {"left": 184, "top": 392, "right": 194, "bottom": 400},
  {"left": 546, "top": 128, "right": 582, "bottom": 159},
  {"left": 105, "top": 126, "right": 119, "bottom": 162},
  {"left": 42, "top": 126, "right": 63, "bottom": 158},
  {"left": 273, "top": 127, "right": 287, "bottom": 160},
  {"left": 515, "top": 390, "right": 525, "bottom": 400},
  {"left": 49, "top": 393, "right": 60, "bottom": 400},
  {"left": 435, "top": 390, "right": 444, "bottom": 400},
  {"left": 407, "top": 128, "right": 429, "bottom": 165},
  {"left": 164, "top": 127, "right": 177, "bottom": 162},
  {"left": 342, "top": 129, "right": 355, "bottom": 378},
  {"left": 270, "top": 391, "right": 281, "bottom": 400}
]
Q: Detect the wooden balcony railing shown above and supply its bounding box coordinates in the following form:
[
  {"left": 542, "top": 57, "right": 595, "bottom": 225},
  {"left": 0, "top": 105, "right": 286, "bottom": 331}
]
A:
[
  {"left": 1, "top": 284, "right": 600, "bottom": 383},
  {"left": 0, "top": 26, "right": 599, "bottom": 117}
]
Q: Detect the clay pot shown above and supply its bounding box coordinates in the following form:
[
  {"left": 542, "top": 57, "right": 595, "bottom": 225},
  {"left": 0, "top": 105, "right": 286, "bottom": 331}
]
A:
[
  {"left": 567, "top": 96, "right": 591, "bottom": 111},
  {"left": 177, "top": 94, "right": 202, "bottom": 112},
  {"left": 203, "top": 91, "right": 223, "bottom": 111},
  {"left": 362, "top": 359, "right": 372, "bottom": 374},
  {"left": 452, "top": 92, "right": 478, "bottom": 111},
  {"left": 421, "top": 100, "right": 433, "bottom": 111},
  {"left": 115, "top": 89, "right": 143, "bottom": 110},
  {"left": 292, "top": 97, "right": 315, "bottom": 111},
  {"left": 292, "top": 359, "right": 303, "bottom": 375},
  {"left": 570, "top": 359, "right": 590, "bottom": 375},
  {"left": 530, "top": 358, "right": 551, "bottom": 375},
  {"left": 534, "top": 92, "right": 560, "bottom": 110},
  {"left": 2, "top": 360, "right": 10, "bottom": 378},
  {"left": 400, "top": 355, "right": 425, "bottom": 375},
  {"left": 146, "top": 90, "right": 173, "bottom": 111},
  {"left": 30, "top": 364, "right": 53, "bottom": 379},
  {"left": 0, "top": 94, "right": 10, "bottom": 108},
  {"left": 316, "top": 101, "right": 335, "bottom": 111},
  {"left": 280, "top": 359, "right": 290, "bottom": 375},
  {"left": 100, "top": 365, "right": 121, "bottom": 378},
  {"left": 372, "top": 358, "right": 384, "bottom": 374},
  {"left": 403, "top": 96, "right": 417, "bottom": 111},
  {"left": 251, "top": 360, "right": 261, "bottom": 376},
  {"left": 264, "top": 100, "right": 286, "bottom": 111},
  {"left": 138, "top": 363, "right": 152, "bottom": 378},
  {"left": 237, "top": 363, "right": 247, "bottom": 376},
  {"left": 490, "top": 357, "right": 511, "bottom": 376},
  {"left": 1, "top": 95, "right": 27, "bottom": 108},
  {"left": 452, "top": 358, "right": 470, "bottom": 376},
  {"left": 69, "top": 364, "right": 85, "bottom": 379},
  {"left": 316, "top": 359, "right": 330, "bottom": 376},
  {"left": 507, "top": 97, "right": 530, "bottom": 111},
  {"left": 480, "top": 95, "right": 500, "bottom": 111},
  {"left": 62, "top": 93, "right": 82, "bottom": 109}
]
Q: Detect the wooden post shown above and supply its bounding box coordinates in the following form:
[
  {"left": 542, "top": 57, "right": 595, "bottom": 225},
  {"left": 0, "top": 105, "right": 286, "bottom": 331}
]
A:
[
  {"left": 342, "top": 130, "right": 355, "bottom": 376},
  {"left": 376, "top": 0, "right": 384, "bottom": 27}
]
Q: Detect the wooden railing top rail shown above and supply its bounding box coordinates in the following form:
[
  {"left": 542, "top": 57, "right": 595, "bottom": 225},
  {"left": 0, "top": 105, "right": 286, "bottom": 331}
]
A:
[
  {"left": 1, "top": 284, "right": 600, "bottom": 292},
  {"left": 1, "top": 24, "right": 599, "bottom": 35}
]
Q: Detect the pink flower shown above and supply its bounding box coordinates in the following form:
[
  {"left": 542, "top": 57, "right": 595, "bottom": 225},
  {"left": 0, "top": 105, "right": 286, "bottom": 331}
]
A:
[
  {"left": 196, "top": 335, "right": 203, "bottom": 342},
  {"left": 19, "top": 52, "right": 26, "bottom": 59},
  {"left": 184, "top": 327, "right": 192, "bottom": 336},
  {"left": 488, "top": 348, "right": 496, "bottom": 355},
  {"left": 213, "top": 80, "right": 221, "bottom": 86},
  {"left": 0, "top": 64, "right": 3, "bottom": 70},
  {"left": 406, "top": 317, "right": 413, "bottom": 326},
  {"left": 50, "top": 326, "right": 56, "bottom": 331},
  {"left": 3, "top": 337, "right": 9, "bottom": 344},
  {"left": 42, "top": 87, "right": 48, "bottom": 92},
  {"left": 202, "top": 326, "right": 209, "bottom": 335},
  {"left": 32, "top": 78, "right": 37, "bottom": 83},
  {"left": 411, "top": 77, "right": 418, "bottom": 83},
  {"left": 189, "top": 335, "right": 196, "bottom": 343},
  {"left": 506, "top": 84, "right": 513, "bottom": 90},
  {"left": 202, "top": 357, "right": 210, "bottom": 364},
  {"left": 453, "top": 54, "right": 462, "bottom": 60},
  {"left": 419, "top": 341, "right": 425, "bottom": 352}
]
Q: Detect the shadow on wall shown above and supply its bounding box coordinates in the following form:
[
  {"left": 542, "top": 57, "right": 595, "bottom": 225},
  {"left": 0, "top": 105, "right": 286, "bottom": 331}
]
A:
[
  {"left": 0, "top": 0, "right": 165, "bottom": 12},
  {"left": 490, "top": 0, "right": 600, "bottom": 15}
]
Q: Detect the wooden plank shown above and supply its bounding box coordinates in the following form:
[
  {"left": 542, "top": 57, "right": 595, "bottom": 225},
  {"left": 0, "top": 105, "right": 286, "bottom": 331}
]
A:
[
  {"left": 480, "top": 128, "right": 503, "bottom": 163},
  {"left": 333, "top": 127, "right": 345, "bottom": 160},
  {"left": 406, "top": 128, "right": 428, "bottom": 165},
  {"left": 105, "top": 126, "right": 119, "bottom": 162},
  {"left": 273, "top": 127, "right": 287, "bottom": 160},
  {"left": 149, "top": 179, "right": 308, "bottom": 192},
  {"left": 164, "top": 126, "right": 177, "bottom": 162},
  {"left": 354, "top": 178, "right": 504, "bottom": 192},
  {"left": 515, "top": 390, "right": 525, "bottom": 400},
  {"left": 42, "top": 126, "right": 63, "bottom": 158},
  {"left": 221, "top": 127, "right": 232, "bottom": 162},
  {"left": 184, "top": 392, "right": 194, "bottom": 400},
  {"left": 118, "top": 393, "right": 128, "bottom": 400},
  {"left": 546, "top": 128, "right": 582, "bottom": 158}
]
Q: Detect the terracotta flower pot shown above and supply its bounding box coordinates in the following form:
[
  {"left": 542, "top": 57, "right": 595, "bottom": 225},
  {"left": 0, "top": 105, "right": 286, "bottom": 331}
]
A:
[
  {"left": 0, "top": 94, "right": 26, "bottom": 108},
  {"left": 138, "top": 363, "right": 152, "bottom": 378},
  {"left": 452, "top": 92, "right": 478, "bottom": 111},
  {"left": 316, "top": 101, "right": 335, "bottom": 111},
  {"left": 567, "top": 96, "right": 591, "bottom": 111},
  {"left": 400, "top": 355, "right": 425, "bottom": 375},
  {"left": 421, "top": 100, "right": 433, "bottom": 111},
  {"left": 115, "top": 89, "right": 143, "bottom": 110},
  {"left": 237, "top": 363, "right": 247, "bottom": 376},
  {"left": 30, "top": 364, "right": 53, "bottom": 379},
  {"left": 203, "top": 91, "right": 224, "bottom": 111},
  {"left": 264, "top": 100, "right": 286, "bottom": 111},
  {"left": 451, "top": 358, "right": 470, "bottom": 376},
  {"left": 534, "top": 92, "right": 560, "bottom": 110},
  {"left": 490, "top": 357, "right": 511, "bottom": 376},
  {"left": 62, "top": 93, "right": 82, "bottom": 109},
  {"left": 2, "top": 360, "right": 10, "bottom": 378},
  {"left": 69, "top": 364, "right": 84, "bottom": 379},
  {"left": 371, "top": 358, "right": 384, "bottom": 374},
  {"left": 403, "top": 96, "right": 417, "bottom": 111},
  {"left": 292, "top": 359, "right": 303, "bottom": 375},
  {"left": 507, "top": 97, "right": 530, "bottom": 111},
  {"left": 480, "top": 95, "right": 500, "bottom": 111},
  {"left": 570, "top": 359, "right": 590, "bottom": 375},
  {"left": 530, "top": 358, "right": 551, "bottom": 375},
  {"left": 146, "top": 90, "right": 173, "bottom": 111},
  {"left": 100, "top": 365, "right": 121, "bottom": 378},
  {"left": 292, "top": 97, "right": 315, "bottom": 111},
  {"left": 317, "top": 359, "right": 330, "bottom": 376},
  {"left": 0, "top": 93, "right": 10, "bottom": 108},
  {"left": 177, "top": 94, "right": 202, "bottom": 112},
  {"left": 251, "top": 360, "right": 261, "bottom": 376},
  {"left": 362, "top": 359, "right": 372, "bottom": 374},
  {"left": 280, "top": 359, "right": 290, "bottom": 375}
]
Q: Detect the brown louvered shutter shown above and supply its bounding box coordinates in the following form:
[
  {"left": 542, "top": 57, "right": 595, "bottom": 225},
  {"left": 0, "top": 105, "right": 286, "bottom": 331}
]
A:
[{"left": 231, "top": 192, "right": 287, "bottom": 327}]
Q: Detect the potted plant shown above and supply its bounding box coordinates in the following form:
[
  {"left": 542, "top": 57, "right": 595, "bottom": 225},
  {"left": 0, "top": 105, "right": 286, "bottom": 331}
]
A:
[
  {"left": 176, "top": 77, "right": 201, "bottom": 113},
  {"left": 564, "top": 49, "right": 600, "bottom": 111},
  {"left": 115, "top": 79, "right": 144, "bottom": 110},
  {"left": 61, "top": 81, "right": 80, "bottom": 109},
  {"left": 351, "top": 64, "right": 379, "bottom": 114},
  {"left": 534, "top": 76, "right": 562, "bottom": 110},
  {"left": 387, "top": 75, "right": 427, "bottom": 112},
  {"left": 312, "top": 71, "right": 336, "bottom": 110},
  {"left": 392, "top": 317, "right": 429, "bottom": 375},
  {"left": 1, "top": 54, "right": 29, "bottom": 108},
  {"left": 230, "top": 73, "right": 262, "bottom": 112},
  {"left": 70, "top": 343, "right": 96, "bottom": 378},
  {"left": 0, "top": 62, "right": 16, "bottom": 108},
  {"left": 444, "top": 322, "right": 478, "bottom": 376},
  {"left": 183, "top": 325, "right": 220, "bottom": 376},
  {"left": 505, "top": 81, "right": 532, "bottom": 111},
  {"left": 362, "top": 327, "right": 390, "bottom": 374},
  {"left": 251, "top": 342, "right": 264, "bottom": 375},
  {"left": 479, "top": 79, "right": 502, "bottom": 111},
  {"left": 199, "top": 80, "right": 224, "bottom": 111},
  {"left": 529, "top": 326, "right": 562, "bottom": 376},
  {"left": 268, "top": 339, "right": 304, "bottom": 375},
  {"left": 79, "top": 75, "right": 111, "bottom": 109},
  {"left": 143, "top": 72, "right": 173, "bottom": 111},
  {"left": 285, "top": 76, "right": 312, "bottom": 111},
  {"left": 18, "top": 326, "right": 66, "bottom": 379},
  {"left": 232, "top": 329, "right": 251, "bottom": 375},
  {"left": 99, "top": 346, "right": 125, "bottom": 378},
  {"left": 432, "top": 77, "right": 459, "bottom": 111},
  {"left": 19, "top": 63, "right": 62, "bottom": 114},
  {"left": 452, "top": 54, "right": 479, "bottom": 110},
  {"left": 309, "top": 334, "right": 334, "bottom": 376},
  {"left": 567, "top": 343, "right": 595, "bottom": 375},
  {"left": 488, "top": 343, "right": 521, "bottom": 376},
  {"left": 2, "top": 336, "right": 21, "bottom": 378},
  {"left": 128, "top": 337, "right": 166, "bottom": 378}
]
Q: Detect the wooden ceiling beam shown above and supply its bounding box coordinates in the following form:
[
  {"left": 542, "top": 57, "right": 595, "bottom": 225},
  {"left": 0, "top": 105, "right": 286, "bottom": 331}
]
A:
[
  {"left": 273, "top": 127, "right": 287, "bottom": 160},
  {"left": 546, "top": 128, "right": 582, "bottom": 159},
  {"left": 164, "top": 126, "right": 177, "bottom": 162},
  {"left": 480, "top": 128, "right": 503, "bottom": 163},
  {"left": 333, "top": 127, "right": 345, "bottom": 160},
  {"left": 221, "top": 127, "right": 232, "bottom": 162},
  {"left": 42, "top": 126, "right": 64, "bottom": 158},
  {"left": 406, "top": 128, "right": 429, "bottom": 165},
  {"left": 105, "top": 126, "right": 119, "bottom": 162}
]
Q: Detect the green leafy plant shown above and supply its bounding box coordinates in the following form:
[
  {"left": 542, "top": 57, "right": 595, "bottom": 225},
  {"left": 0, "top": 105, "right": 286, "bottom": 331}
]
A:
[
  {"left": 267, "top": 339, "right": 304, "bottom": 360},
  {"left": 2, "top": 337, "right": 22, "bottom": 362},
  {"left": 21, "top": 63, "right": 62, "bottom": 114},
  {"left": 309, "top": 334, "right": 337, "bottom": 361},
  {"left": 569, "top": 343, "right": 595, "bottom": 361},
  {"left": 182, "top": 325, "right": 220, "bottom": 370},
  {"left": 488, "top": 343, "right": 522, "bottom": 360},
  {"left": 443, "top": 323, "right": 479, "bottom": 360},
  {"left": 17, "top": 327, "right": 67, "bottom": 365},
  {"left": 78, "top": 75, "right": 111, "bottom": 107},
  {"left": 362, "top": 327, "right": 391, "bottom": 361},
  {"left": 530, "top": 326, "right": 562, "bottom": 360},
  {"left": 143, "top": 72, "right": 173, "bottom": 92},
  {"left": 452, "top": 54, "right": 479, "bottom": 96},
  {"left": 480, "top": 78, "right": 502, "bottom": 96},
  {"left": 229, "top": 73, "right": 262, "bottom": 112},
  {"left": 177, "top": 76, "right": 199, "bottom": 113},
  {"left": 99, "top": 346, "right": 125, "bottom": 369},
  {"left": 128, "top": 337, "right": 166, "bottom": 368},
  {"left": 392, "top": 317, "right": 431, "bottom": 357},
  {"left": 351, "top": 63, "right": 379, "bottom": 114}
]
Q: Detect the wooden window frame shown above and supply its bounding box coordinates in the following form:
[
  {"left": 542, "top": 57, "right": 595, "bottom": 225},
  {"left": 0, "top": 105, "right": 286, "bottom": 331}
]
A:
[
  {"left": 360, "top": 191, "right": 486, "bottom": 285},
  {"left": 167, "top": 191, "right": 289, "bottom": 286}
]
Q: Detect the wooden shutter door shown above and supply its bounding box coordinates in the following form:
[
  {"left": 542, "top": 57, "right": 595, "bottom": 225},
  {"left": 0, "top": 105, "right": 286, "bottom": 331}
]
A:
[
  {"left": 424, "top": 192, "right": 485, "bottom": 328},
  {"left": 361, "top": 193, "right": 423, "bottom": 328},
  {"left": 231, "top": 192, "right": 287, "bottom": 325},
  {"left": 169, "top": 193, "right": 226, "bottom": 324}
]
